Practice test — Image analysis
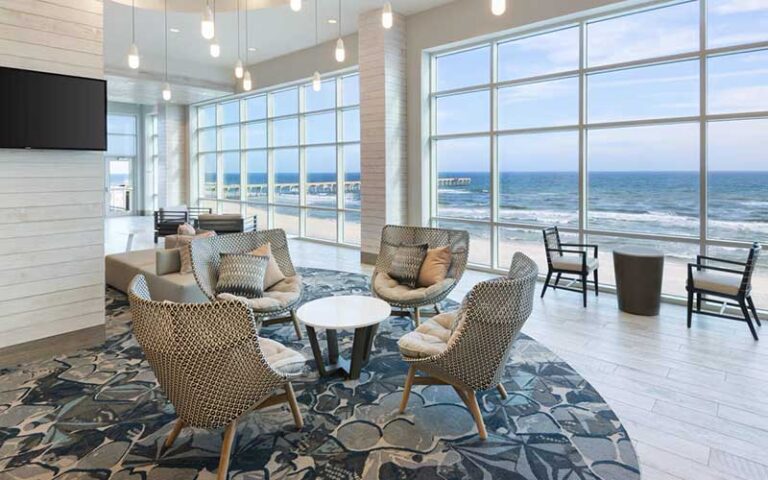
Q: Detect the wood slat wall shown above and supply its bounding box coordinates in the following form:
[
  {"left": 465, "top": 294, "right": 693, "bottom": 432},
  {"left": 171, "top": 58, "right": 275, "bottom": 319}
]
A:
[{"left": 0, "top": 0, "right": 105, "bottom": 351}]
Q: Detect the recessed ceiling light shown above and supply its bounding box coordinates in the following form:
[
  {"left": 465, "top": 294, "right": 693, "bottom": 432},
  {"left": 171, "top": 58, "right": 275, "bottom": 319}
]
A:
[
  {"left": 248, "top": 47, "right": 256, "bottom": 52},
  {"left": 170, "top": 28, "right": 180, "bottom": 33},
  {"left": 328, "top": 18, "right": 337, "bottom": 24}
]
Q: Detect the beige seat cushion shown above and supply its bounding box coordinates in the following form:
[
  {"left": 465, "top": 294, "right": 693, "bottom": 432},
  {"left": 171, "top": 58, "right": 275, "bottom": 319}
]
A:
[
  {"left": 373, "top": 272, "right": 455, "bottom": 305},
  {"left": 398, "top": 312, "right": 457, "bottom": 358},
  {"left": 250, "top": 242, "right": 286, "bottom": 289},
  {"left": 552, "top": 254, "right": 599, "bottom": 273},
  {"left": 693, "top": 271, "right": 742, "bottom": 296},
  {"left": 217, "top": 275, "right": 302, "bottom": 312},
  {"left": 258, "top": 337, "right": 305, "bottom": 375},
  {"left": 418, "top": 246, "right": 452, "bottom": 287}
]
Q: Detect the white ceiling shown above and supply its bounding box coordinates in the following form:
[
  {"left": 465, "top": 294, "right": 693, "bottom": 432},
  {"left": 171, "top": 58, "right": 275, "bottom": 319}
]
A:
[{"left": 105, "top": 0, "right": 454, "bottom": 103}]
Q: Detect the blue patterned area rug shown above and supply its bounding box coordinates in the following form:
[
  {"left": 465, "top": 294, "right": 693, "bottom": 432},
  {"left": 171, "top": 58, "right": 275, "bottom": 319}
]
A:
[{"left": 0, "top": 268, "right": 640, "bottom": 480}]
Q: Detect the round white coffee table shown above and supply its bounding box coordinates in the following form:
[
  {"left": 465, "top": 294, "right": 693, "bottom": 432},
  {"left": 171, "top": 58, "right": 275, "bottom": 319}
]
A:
[{"left": 296, "top": 295, "right": 391, "bottom": 380}]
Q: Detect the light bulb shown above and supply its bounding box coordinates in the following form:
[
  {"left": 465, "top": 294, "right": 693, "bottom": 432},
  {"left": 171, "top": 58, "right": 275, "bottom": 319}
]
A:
[
  {"left": 127, "top": 43, "right": 140, "bottom": 69},
  {"left": 491, "top": 0, "right": 506, "bottom": 16},
  {"left": 234, "top": 59, "right": 244, "bottom": 79},
  {"left": 162, "top": 82, "right": 172, "bottom": 101},
  {"left": 335, "top": 38, "right": 346, "bottom": 63},
  {"left": 243, "top": 70, "right": 252, "bottom": 91},
  {"left": 209, "top": 39, "right": 220, "bottom": 58},
  {"left": 290, "top": 0, "right": 302, "bottom": 12},
  {"left": 201, "top": 5, "right": 215, "bottom": 39},
  {"left": 382, "top": 2, "right": 393, "bottom": 29},
  {"left": 312, "top": 71, "right": 321, "bottom": 92}
]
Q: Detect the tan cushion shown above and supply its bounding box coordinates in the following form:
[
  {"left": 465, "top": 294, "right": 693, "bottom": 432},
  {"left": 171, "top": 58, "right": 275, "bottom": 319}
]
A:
[
  {"left": 373, "top": 272, "right": 455, "bottom": 304},
  {"left": 217, "top": 275, "right": 302, "bottom": 312},
  {"left": 693, "top": 271, "right": 742, "bottom": 296},
  {"left": 258, "top": 338, "right": 305, "bottom": 375},
  {"left": 250, "top": 242, "right": 286, "bottom": 289},
  {"left": 418, "top": 246, "right": 451, "bottom": 287},
  {"left": 156, "top": 249, "right": 181, "bottom": 276},
  {"left": 177, "top": 223, "right": 196, "bottom": 236},
  {"left": 398, "top": 312, "right": 457, "bottom": 358},
  {"left": 199, "top": 213, "right": 242, "bottom": 220},
  {"left": 552, "top": 254, "right": 599, "bottom": 273}
]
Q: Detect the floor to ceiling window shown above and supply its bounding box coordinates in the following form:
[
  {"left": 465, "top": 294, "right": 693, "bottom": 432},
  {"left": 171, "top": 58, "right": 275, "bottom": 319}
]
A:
[
  {"left": 192, "top": 71, "right": 360, "bottom": 246},
  {"left": 429, "top": 0, "right": 767, "bottom": 305},
  {"left": 106, "top": 114, "right": 137, "bottom": 216}
]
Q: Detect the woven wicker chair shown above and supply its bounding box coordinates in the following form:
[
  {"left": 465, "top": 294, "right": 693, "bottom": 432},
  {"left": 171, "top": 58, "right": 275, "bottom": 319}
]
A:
[
  {"left": 128, "top": 275, "right": 304, "bottom": 480},
  {"left": 371, "top": 225, "right": 469, "bottom": 327},
  {"left": 189, "top": 230, "right": 304, "bottom": 339},
  {"left": 397, "top": 252, "right": 538, "bottom": 440}
]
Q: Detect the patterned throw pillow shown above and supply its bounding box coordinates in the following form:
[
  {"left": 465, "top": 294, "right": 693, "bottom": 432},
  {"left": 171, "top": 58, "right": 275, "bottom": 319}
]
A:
[
  {"left": 177, "top": 223, "right": 196, "bottom": 236},
  {"left": 387, "top": 243, "right": 429, "bottom": 288},
  {"left": 215, "top": 254, "right": 268, "bottom": 298}
]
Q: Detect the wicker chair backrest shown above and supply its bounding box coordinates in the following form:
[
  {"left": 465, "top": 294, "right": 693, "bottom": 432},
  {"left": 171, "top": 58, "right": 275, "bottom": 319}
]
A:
[{"left": 375, "top": 225, "right": 470, "bottom": 281}]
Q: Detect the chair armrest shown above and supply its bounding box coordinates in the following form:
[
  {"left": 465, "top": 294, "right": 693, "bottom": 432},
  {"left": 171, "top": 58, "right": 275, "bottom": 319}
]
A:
[
  {"left": 561, "top": 243, "right": 598, "bottom": 257},
  {"left": 696, "top": 255, "right": 747, "bottom": 266},
  {"left": 687, "top": 263, "right": 744, "bottom": 275}
]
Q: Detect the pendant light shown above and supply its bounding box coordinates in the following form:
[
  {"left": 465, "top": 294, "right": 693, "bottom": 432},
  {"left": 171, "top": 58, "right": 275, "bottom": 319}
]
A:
[
  {"left": 127, "top": 0, "right": 140, "bottom": 69},
  {"left": 243, "top": 0, "right": 253, "bottom": 91},
  {"left": 382, "top": 2, "right": 393, "bottom": 29},
  {"left": 491, "top": 0, "right": 506, "bottom": 16},
  {"left": 209, "top": 1, "right": 220, "bottom": 57},
  {"left": 334, "top": 0, "right": 345, "bottom": 62},
  {"left": 312, "top": 0, "right": 321, "bottom": 91},
  {"left": 290, "top": 0, "right": 302, "bottom": 11},
  {"left": 201, "top": 0, "right": 215, "bottom": 39},
  {"left": 234, "top": 0, "right": 244, "bottom": 78},
  {"left": 162, "top": 0, "right": 172, "bottom": 101}
]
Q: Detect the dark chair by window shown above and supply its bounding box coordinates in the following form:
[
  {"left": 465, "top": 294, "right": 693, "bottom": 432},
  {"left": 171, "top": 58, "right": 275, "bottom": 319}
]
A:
[
  {"left": 541, "top": 226, "right": 599, "bottom": 307},
  {"left": 687, "top": 242, "right": 762, "bottom": 340},
  {"left": 154, "top": 205, "right": 212, "bottom": 243}
]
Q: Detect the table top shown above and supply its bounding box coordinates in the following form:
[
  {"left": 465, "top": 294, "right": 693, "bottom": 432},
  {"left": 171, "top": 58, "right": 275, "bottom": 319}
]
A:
[
  {"left": 295, "top": 295, "right": 392, "bottom": 330},
  {"left": 613, "top": 246, "right": 665, "bottom": 258}
]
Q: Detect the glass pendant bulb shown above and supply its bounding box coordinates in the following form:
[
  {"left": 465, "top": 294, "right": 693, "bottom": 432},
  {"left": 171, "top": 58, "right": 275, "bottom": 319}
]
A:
[
  {"left": 162, "top": 82, "right": 172, "bottom": 101},
  {"left": 491, "top": 0, "right": 506, "bottom": 16},
  {"left": 243, "top": 70, "right": 253, "bottom": 91},
  {"left": 335, "top": 38, "right": 346, "bottom": 63},
  {"left": 234, "top": 59, "right": 244, "bottom": 79},
  {"left": 210, "top": 38, "right": 220, "bottom": 58},
  {"left": 382, "top": 2, "right": 393, "bottom": 29},
  {"left": 201, "top": 4, "right": 215, "bottom": 39},
  {"left": 127, "top": 43, "right": 140, "bottom": 69},
  {"left": 312, "top": 71, "right": 322, "bottom": 92},
  {"left": 290, "top": 0, "right": 302, "bottom": 11}
]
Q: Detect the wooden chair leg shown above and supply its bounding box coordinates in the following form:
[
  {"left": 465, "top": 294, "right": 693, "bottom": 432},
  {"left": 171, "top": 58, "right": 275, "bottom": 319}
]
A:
[
  {"left": 541, "top": 271, "right": 552, "bottom": 298},
  {"left": 413, "top": 308, "right": 421, "bottom": 327},
  {"left": 463, "top": 389, "right": 488, "bottom": 440},
  {"left": 496, "top": 384, "right": 508, "bottom": 400},
  {"left": 399, "top": 365, "right": 416, "bottom": 413},
  {"left": 581, "top": 274, "right": 588, "bottom": 308},
  {"left": 290, "top": 309, "right": 303, "bottom": 340},
  {"left": 739, "top": 300, "right": 759, "bottom": 341},
  {"left": 687, "top": 288, "right": 694, "bottom": 328},
  {"left": 593, "top": 269, "right": 599, "bottom": 296},
  {"left": 554, "top": 272, "right": 562, "bottom": 286},
  {"left": 285, "top": 382, "right": 304, "bottom": 429},
  {"left": 163, "top": 419, "right": 185, "bottom": 453},
  {"left": 217, "top": 420, "right": 238, "bottom": 480},
  {"left": 747, "top": 296, "right": 761, "bottom": 327}
]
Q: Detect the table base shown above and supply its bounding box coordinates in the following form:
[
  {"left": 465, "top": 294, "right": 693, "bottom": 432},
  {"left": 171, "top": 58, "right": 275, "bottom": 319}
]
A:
[{"left": 305, "top": 324, "right": 379, "bottom": 380}]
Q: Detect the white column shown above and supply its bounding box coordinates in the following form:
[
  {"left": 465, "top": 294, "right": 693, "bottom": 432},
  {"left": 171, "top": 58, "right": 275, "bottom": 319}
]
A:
[{"left": 157, "top": 104, "right": 190, "bottom": 208}]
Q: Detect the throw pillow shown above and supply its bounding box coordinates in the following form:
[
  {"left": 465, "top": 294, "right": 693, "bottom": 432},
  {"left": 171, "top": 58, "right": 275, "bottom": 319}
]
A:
[
  {"left": 388, "top": 243, "right": 429, "bottom": 288},
  {"left": 177, "top": 223, "right": 196, "bottom": 236},
  {"left": 417, "top": 246, "right": 452, "bottom": 287},
  {"left": 215, "top": 254, "right": 269, "bottom": 298},
  {"left": 249, "top": 242, "right": 286, "bottom": 290},
  {"left": 178, "top": 230, "right": 217, "bottom": 274}
]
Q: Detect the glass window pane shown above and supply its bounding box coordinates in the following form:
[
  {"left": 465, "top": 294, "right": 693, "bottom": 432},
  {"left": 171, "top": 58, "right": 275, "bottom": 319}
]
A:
[
  {"left": 306, "top": 209, "right": 337, "bottom": 242},
  {"left": 587, "top": 2, "right": 699, "bottom": 67},
  {"left": 588, "top": 60, "right": 700, "bottom": 123},
  {"left": 435, "top": 46, "right": 491, "bottom": 92},
  {"left": 274, "top": 206, "right": 299, "bottom": 236},
  {"left": 342, "top": 74, "right": 360, "bottom": 106},
  {"left": 108, "top": 115, "right": 136, "bottom": 134},
  {"left": 272, "top": 117, "right": 299, "bottom": 146},
  {"left": 274, "top": 148, "right": 299, "bottom": 205},
  {"left": 200, "top": 154, "right": 217, "bottom": 199},
  {"left": 708, "top": 119, "right": 768, "bottom": 243},
  {"left": 435, "top": 137, "right": 490, "bottom": 221},
  {"left": 246, "top": 204, "right": 269, "bottom": 231},
  {"left": 246, "top": 95, "right": 267, "bottom": 121},
  {"left": 498, "top": 131, "right": 579, "bottom": 226},
  {"left": 708, "top": 49, "right": 768, "bottom": 114},
  {"left": 708, "top": 0, "right": 768, "bottom": 48},
  {"left": 342, "top": 108, "right": 360, "bottom": 142},
  {"left": 219, "top": 101, "right": 239, "bottom": 124},
  {"left": 588, "top": 123, "right": 700, "bottom": 236},
  {"left": 305, "top": 112, "right": 336, "bottom": 144},
  {"left": 499, "top": 227, "right": 577, "bottom": 272},
  {"left": 199, "top": 128, "right": 216, "bottom": 152},
  {"left": 198, "top": 105, "right": 216, "bottom": 128},
  {"left": 219, "top": 125, "right": 239, "bottom": 150},
  {"left": 343, "top": 210, "right": 361, "bottom": 245},
  {"left": 222, "top": 152, "right": 240, "bottom": 200},
  {"left": 244, "top": 122, "right": 266, "bottom": 149},
  {"left": 435, "top": 90, "right": 490, "bottom": 134},
  {"left": 498, "top": 77, "right": 578, "bottom": 130},
  {"left": 107, "top": 135, "right": 135, "bottom": 156},
  {"left": 306, "top": 146, "right": 337, "bottom": 208},
  {"left": 245, "top": 150, "right": 267, "bottom": 203},
  {"left": 344, "top": 144, "right": 360, "bottom": 210},
  {"left": 108, "top": 159, "right": 131, "bottom": 187},
  {"left": 436, "top": 219, "right": 490, "bottom": 267},
  {"left": 305, "top": 80, "right": 336, "bottom": 111},
  {"left": 498, "top": 27, "right": 580, "bottom": 81},
  {"left": 271, "top": 88, "right": 299, "bottom": 116}
]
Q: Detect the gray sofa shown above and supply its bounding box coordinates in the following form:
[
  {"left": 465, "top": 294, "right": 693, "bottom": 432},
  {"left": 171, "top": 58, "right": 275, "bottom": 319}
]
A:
[{"left": 105, "top": 248, "right": 208, "bottom": 303}]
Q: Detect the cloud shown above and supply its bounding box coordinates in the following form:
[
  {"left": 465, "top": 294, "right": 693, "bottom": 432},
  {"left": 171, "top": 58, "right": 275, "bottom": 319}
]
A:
[{"left": 711, "top": 0, "right": 768, "bottom": 14}]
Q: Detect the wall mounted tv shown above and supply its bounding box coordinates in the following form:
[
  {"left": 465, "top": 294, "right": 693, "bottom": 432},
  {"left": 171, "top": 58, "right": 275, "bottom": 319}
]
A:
[{"left": 0, "top": 67, "right": 106, "bottom": 151}]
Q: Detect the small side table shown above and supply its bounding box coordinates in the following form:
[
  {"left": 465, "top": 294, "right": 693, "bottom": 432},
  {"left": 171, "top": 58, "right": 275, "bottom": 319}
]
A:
[
  {"left": 613, "top": 246, "right": 665, "bottom": 316},
  {"left": 296, "top": 295, "right": 391, "bottom": 380}
]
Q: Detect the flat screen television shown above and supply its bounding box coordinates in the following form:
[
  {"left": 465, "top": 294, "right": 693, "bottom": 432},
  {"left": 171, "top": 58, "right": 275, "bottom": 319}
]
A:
[{"left": 0, "top": 67, "right": 106, "bottom": 151}]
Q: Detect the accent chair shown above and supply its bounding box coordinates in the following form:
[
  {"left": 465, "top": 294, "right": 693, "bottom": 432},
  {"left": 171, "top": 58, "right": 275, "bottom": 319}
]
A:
[{"left": 541, "top": 226, "right": 599, "bottom": 307}]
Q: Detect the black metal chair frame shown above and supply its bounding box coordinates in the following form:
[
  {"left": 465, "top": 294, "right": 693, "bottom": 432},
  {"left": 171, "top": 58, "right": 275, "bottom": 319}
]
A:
[
  {"left": 154, "top": 207, "right": 212, "bottom": 243},
  {"left": 541, "top": 226, "right": 599, "bottom": 308},
  {"left": 686, "top": 242, "right": 762, "bottom": 340}
]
